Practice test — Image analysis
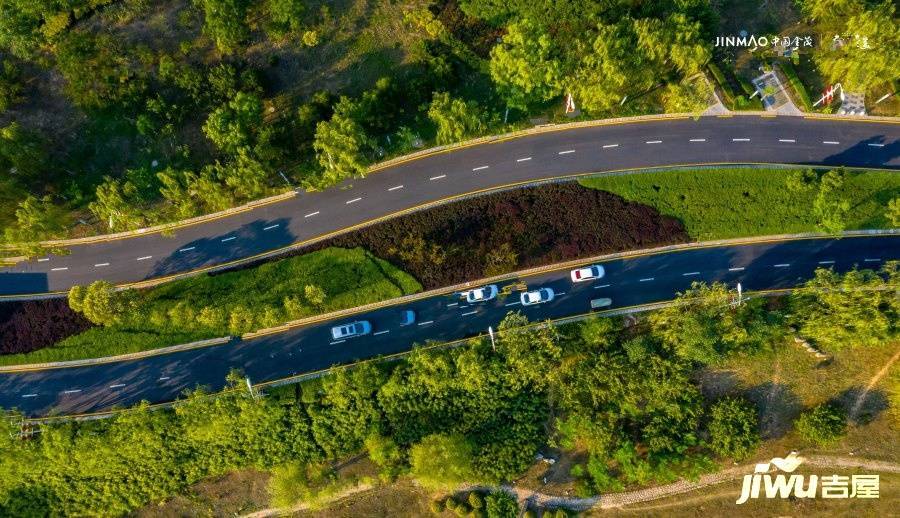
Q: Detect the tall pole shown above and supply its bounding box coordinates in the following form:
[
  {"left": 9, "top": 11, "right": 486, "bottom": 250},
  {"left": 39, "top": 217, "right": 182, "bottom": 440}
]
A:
[
  {"left": 737, "top": 282, "right": 743, "bottom": 306},
  {"left": 488, "top": 326, "right": 496, "bottom": 352}
]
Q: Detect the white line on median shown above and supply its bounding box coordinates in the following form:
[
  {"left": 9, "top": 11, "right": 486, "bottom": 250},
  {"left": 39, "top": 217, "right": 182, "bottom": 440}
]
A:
[
  {"left": 136, "top": 256, "right": 153, "bottom": 261},
  {"left": 418, "top": 320, "right": 434, "bottom": 326},
  {"left": 822, "top": 141, "right": 839, "bottom": 145},
  {"left": 305, "top": 211, "right": 319, "bottom": 218},
  {"left": 639, "top": 278, "right": 654, "bottom": 282},
  {"left": 263, "top": 224, "right": 280, "bottom": 230},
  {"left": 430, "top": 174, "right": 446, "bottom": 181},
  {"left": 345, "top": 197, "right": 362, "bottom": 205},
  {"left": 867, "top": 143, "right": 885, "bottom": 147},
  {"left": 461, "top": 310, "right": 477, "bottom": 316},
  {"left": 558, "top": 149, "right": 575, "bottom": 155},
  {"left": 682, "top": 272, "right": 700, "bottom": 276},
  {"left": 388, "top": 185, "right": 404, "bottom": 191},
  {"left": 689, "top": 138, "right": 706, "bottom": 142},
  {"left": 778, "top": 139, "right": 796, "bottom": 143},
  {"left": 221, "top": 236, "right": 236, "bottom": 242},
  {"left": 472, "top": 165, "right": 489, "bottom": 171},
  {"left": 728, "top": 267, "right": 745, "bottom": 272},
  {"left": 645, "top": 140, "right": 662, "bottom": 144},
  {"left": 516, "top": 157, "right": 532, "bottom": 162},
  {"left": 602, "top": 144, "right": 619, "bottom": 148},
  {"left": 51, "top": 267, "right": 68, "bottom": 271},
  {"left": 179, "top": 246, "right": 196, "bottom": 252},
  {"left": 374, "top": 330, "right": 390, "bottom": 336},
  {"left": 94, "top": 263, "right": 109, "bottom": 267}
]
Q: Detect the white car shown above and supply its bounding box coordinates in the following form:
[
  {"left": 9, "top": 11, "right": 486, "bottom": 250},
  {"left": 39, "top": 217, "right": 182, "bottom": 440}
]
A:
[
  {"left": 520, "top": 287, "right": 555, "bottom": 306},
  {"left": 465, "top": 285, "right": 498, "bottom": 303},
  {"left": 331, "top": 320, "right": 372, "bottom": 340},
  {"left": 570, "top": 265, "right": 605, "bottom": 283}
]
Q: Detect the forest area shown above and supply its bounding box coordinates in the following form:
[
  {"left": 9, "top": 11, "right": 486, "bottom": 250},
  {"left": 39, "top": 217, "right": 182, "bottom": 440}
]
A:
[{"left": 2, "top": 0, "right": 894, "bottom": 255}]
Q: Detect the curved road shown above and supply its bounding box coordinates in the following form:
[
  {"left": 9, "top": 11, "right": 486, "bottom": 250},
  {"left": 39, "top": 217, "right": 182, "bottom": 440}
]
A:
[
  {"left": 1, "top": 116, "right": 898, "bottom": 298},
  {"left": 1, "top": 234, "right": 897, "bottom": 418}
]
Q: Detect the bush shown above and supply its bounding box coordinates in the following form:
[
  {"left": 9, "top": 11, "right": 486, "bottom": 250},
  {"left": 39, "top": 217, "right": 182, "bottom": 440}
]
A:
[
  {"left": 484, "top": 491, "right": 518, "bottom": 518},
  {"left": 430, "top": 498, "right": 446, "bottom": 514},
  {"left": 707, "top": 396, "right": 760, "bottom": 460},
  {"left": 795, "top": 403, "right": 847, "bottom": 446},
  {"left": 312, "top": 183, "right": 687, "bottom": 289},
  {"left": 707, "top": 63, "right": 735, "bottom": 108},
  {"left": 0, "top": 299, "right": 92, "bottom": 355},
  {"left": 778, "top": 61, "right": 812, "bottom": 111},
  {"left": 468, "top": 491, "right": 484, "bottom": 509}
]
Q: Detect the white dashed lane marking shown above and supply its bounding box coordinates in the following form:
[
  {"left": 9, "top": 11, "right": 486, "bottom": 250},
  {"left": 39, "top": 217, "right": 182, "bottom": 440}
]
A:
[
  {"left": 263, "top": 224, "right": 280, "bottom": 230},
  {"left": 558, "top": 149, "right": 575, "bottom": 155},
  {"left": 682, "top": 272, "right": 700, "bottom": 276},
  {"left": 430, "top": 175, "right": 446, "bottom": 181},
  {"left": 345, "top": 197, "right": 362, "bottom": 205},
  {"left": 21, "top": 394, "right": 38, "bottom": 398},
  {"left": 158, "top": 376, "right": 171, "bottom": 381},
  {"left": 388, "top": 185, "right": 404, "bottom": 191},
  {"left": 729, "top": 267, "right": 745, "bottom": 272},
  {"left": 867, "top": 143, "right": 884, "bottom": 147},
  {"left": 639, "top": 278, "right": 655, "bottom": 282},
  {"left": 51, "top": 267, "right": 68, "bottom": 271},
  {"left": 864, "top": 258, "right": 881, "bottom": 262},
  {"left": 774, "top": 263, "right": 790, "bottom": 268},
  {"left": 822, "top": 141, "right": 840, "bottom": 145},
  {"left": 818, "top": 260, "right": 835, "bottom": 265},
  {"left": 461, "top": 310, "right": 477, "bottom": 316},
  {"left": 330, "top": 340, "right": 346, "bottom": 345},
  {"left": 179, "top": 247, "right": 196, "bottom": 252},
  {"left": 221, "top": 236, "right": 236, "bottom": 242},
  {"left": 94, "top": 263, "right": 109, "bottom": 267},
  {"left": 37, "top": 258, "right": 49, "bottom": 262},
  {"left": 505, "top": 301, "right": 521, "bottom": 307},
  {"left": 63, "top": 389, "right": 81, "bottom": 394},
  {"left": 516, "top": 157, "right": 532, "bottom": 162},
  {"left": 732, "top": 138, "right": 750, "bottom": 142},
  {"left": 778, "top": 139, "right": 796, "bottom": 143},
  {"left": 645, "top": 140, "right": 662, "bottom": 144},
  {"left": 418, "top": 320, "right": 434, "bottom": 326},
  {"left": 305, "top": 211, "right": 319, "bottom": 218},
  {"left": 594, "top": 284, "right": 610, "bottom": 289},
  {"left": 472, "top": 165, "right": 489, "bottom": 171},
  {"left": 109, "top": 383, "right": 126, "bottom": 389},
  {"left": 136, "top": 256, "right": 153, "bottom": 261},
  {"left": 602, "top": 144, "right": 619, "bottom": 148},
  {"left": 690, "top": 138, "right": 706, "bottom": 142}
]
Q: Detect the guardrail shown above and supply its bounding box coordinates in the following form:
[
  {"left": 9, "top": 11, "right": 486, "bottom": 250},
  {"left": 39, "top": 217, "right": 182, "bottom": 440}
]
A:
[{"left": 4, "top": 111, "right": 897, "bottom": 253}]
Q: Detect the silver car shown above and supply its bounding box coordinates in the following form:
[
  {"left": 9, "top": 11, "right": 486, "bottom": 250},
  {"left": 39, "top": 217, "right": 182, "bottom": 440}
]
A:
[
  {"left": 520, "top": 287, "right": 555, "bottom": 306},
  {"left": 331, "top": 320, "right": 372, "bottom": 340}
]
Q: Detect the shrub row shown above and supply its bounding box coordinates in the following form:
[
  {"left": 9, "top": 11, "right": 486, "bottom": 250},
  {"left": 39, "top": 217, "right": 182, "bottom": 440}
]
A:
[
  {"left": 778, "top": 61, "right": 813, "bottom": 111},
  {"left": 307, "top": 183, "right": 689, "bottom": 289},
  {"left": 0, "top": 300, "right": 92, "bottom": 355}
]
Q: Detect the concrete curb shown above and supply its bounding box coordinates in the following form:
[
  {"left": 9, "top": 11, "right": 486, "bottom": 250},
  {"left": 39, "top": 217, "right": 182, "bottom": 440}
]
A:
[
  {"left": 0, "top": 336, "right": 233, "bottom": 373},
  {"left": 4, "top": 111, "right": 897, "bottom": 252}
]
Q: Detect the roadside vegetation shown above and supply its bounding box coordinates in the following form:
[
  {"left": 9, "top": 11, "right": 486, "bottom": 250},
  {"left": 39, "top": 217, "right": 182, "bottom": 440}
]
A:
[
  {"left": 2, "top": 264, "right": 897, "bottom": 515},
  {"left": 580, "top": 168, "right": 900, "bottom": 240},
  {"left": 0, "top": 247, "right": 420, "bottom": 365}
]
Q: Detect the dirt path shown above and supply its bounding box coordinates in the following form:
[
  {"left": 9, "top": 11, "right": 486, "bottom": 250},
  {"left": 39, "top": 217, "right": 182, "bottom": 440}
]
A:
[
  {"left": 850, "top": 345, "right": 900, "bottom": 422},
  {"left": 242, "top": 456, "right": 900, "bottom": 516}
]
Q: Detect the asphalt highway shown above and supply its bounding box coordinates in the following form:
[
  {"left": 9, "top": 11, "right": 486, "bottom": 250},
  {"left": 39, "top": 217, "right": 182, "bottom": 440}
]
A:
[
  {"left": 1, "top": 116, "right": 898, "bottom": 297},
  {"left": 1, "top": 235, "right": 897, "bottom": 418}
]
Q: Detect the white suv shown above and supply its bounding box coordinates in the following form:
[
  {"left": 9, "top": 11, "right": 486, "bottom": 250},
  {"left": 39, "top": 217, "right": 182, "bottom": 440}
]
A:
[
  {"left": 331, "top": 321, "right": 372, "bottom": 340},
  {"left": 520, "top": 287, "right": 555, "bottom": 306}
]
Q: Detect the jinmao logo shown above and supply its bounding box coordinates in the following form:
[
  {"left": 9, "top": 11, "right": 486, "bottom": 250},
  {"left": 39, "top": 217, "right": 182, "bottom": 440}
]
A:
[{"left": 736, "top": 452, "right": 880, "bottom": 504}]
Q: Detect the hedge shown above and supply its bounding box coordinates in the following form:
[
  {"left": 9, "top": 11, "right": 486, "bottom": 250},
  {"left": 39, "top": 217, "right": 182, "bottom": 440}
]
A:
[{"left": 778, "top": 61, "right": 812, "bottom": 111}]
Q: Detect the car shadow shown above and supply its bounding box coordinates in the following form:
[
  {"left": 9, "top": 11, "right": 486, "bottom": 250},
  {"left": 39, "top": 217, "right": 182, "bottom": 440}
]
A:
[
  {"left": 145, "top": 218, "right": 295, "bottom": 279},
  {"left": 0, "top": 272, "right": 50, "bottom": 296}
]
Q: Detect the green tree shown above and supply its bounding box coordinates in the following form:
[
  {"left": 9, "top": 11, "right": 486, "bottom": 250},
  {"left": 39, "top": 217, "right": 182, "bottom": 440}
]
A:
[
  {"left": 157, "top": 167, "right": 200, "bottom": 219},
  {"left": 409, "top": 433, "right": 476, "bottom": 488},
  {"left": 707, "top": 396, "right": 760, "bottom": 460},
  {"left": 194, "top": 0, "right": 250, "bottom": 54},
  {"left": 496, "top": 312, "right": 562, "bottom": 389},
  {"left": 661, "top": 79, "right": 712, "bottom": 114},
  {"left": 304, "top": 284, "right": 326, "bottom": 309},
  {"left": 313, "top": 99, "right": 369, "bottom": 186},
  {"left": 67, "top": 280, "right": 134, "bottom": 326},
  {"left": 484, "top": 491, "right": 519, "bottom": 518},
  {"left": 814, "top": 2, "right": 900, "bottom": 91},
  {"left": 489, "top": 18, "right": 563, "bottom": 110},
  {"left": 0, "top": 59, "right": 22, "bottom": 111},
  {"left": 792, "top": 266, "right": 897, "bottom": 349},
  {"left": 0, "top": 122, "right": 48, "bottom": 185},
  {"left": 217, "top": 148, "right": 270, "bottom": 200},
  {"left": 886, "top": 197, "right": 900, "bottom": 227},
  {"left": 634, "top": 14, "right": 710, "bottom": 77},
  {"left": 365, "top": 432, "right": 404, "bottom": 480},
  {"left": 89, "top": 177, "right": 148, "bottom": 231},
  {"left": 203, "top": 92, "right": 264, "bottom": 155},
  {"left": 427, "top": 92, "right": 484, "bottom": 145},
  {"left": 794, "top": 403, "right": 846, "bottom": 446},
  {"left": 55, "top": 31, "right": 143, "bottom": 110},
  {"left": 813, "top": 169, "right": 850, "bottom": 234},
  {"left": 2, "top": 195, "right": 68, "bottom": 247},
  {"left": 265, "top": 0, "right": 304, "bottom": 38}
]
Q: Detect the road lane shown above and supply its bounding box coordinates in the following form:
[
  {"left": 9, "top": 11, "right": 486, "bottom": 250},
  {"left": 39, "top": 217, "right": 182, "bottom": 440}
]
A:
[
  {"left": 1, "top": 235, "right": 896, "bottom": 418},
  {"left": 2, "top": 116, "right": 898, "bottom": 297}
]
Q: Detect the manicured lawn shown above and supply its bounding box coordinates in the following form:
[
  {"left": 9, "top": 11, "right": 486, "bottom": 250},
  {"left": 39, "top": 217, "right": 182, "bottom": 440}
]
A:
[
  {"left": 0, "top": 247, "right": 420, "bottom": 365},
  {"left": 579, "top": 168, "right": 900, "bottom": 240}
]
